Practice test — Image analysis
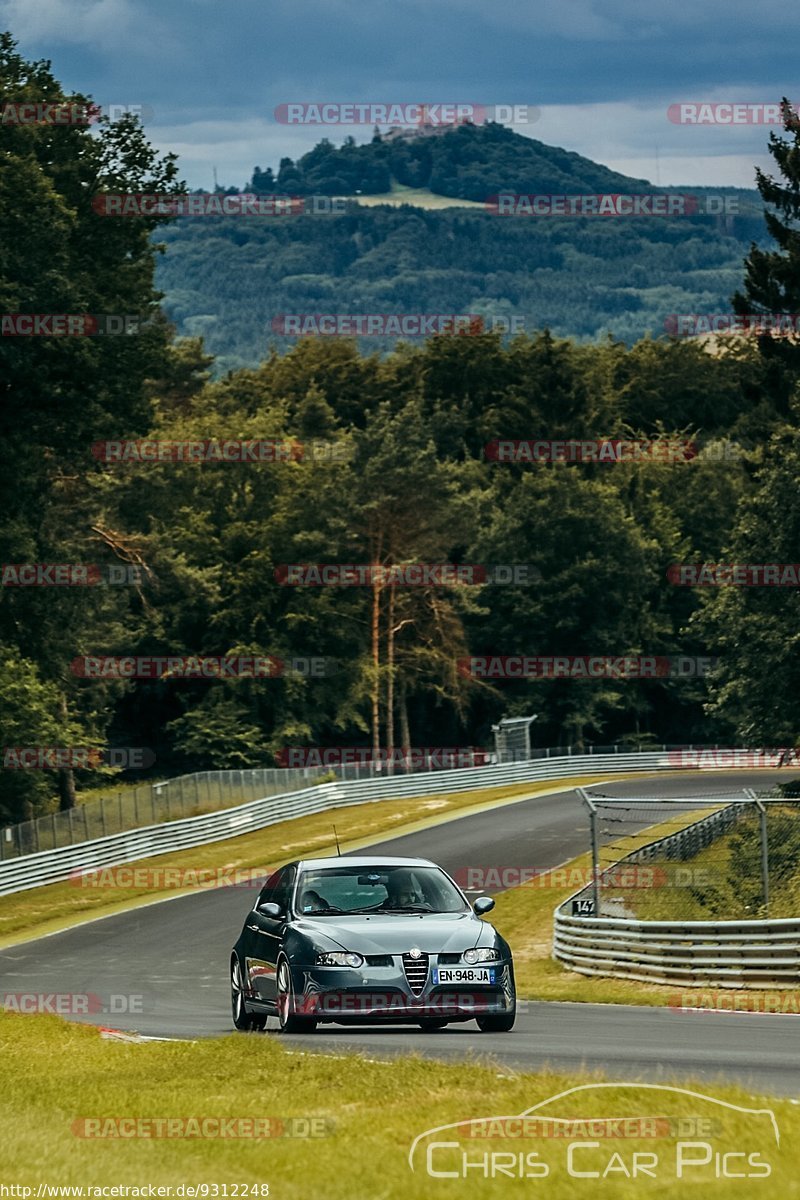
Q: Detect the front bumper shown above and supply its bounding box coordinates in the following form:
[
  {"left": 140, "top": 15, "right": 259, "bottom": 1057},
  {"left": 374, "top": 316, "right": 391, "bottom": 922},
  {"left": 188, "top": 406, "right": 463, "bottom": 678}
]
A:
[{"left": 289, "top": 961, "right": 515, "bottom": 1024}]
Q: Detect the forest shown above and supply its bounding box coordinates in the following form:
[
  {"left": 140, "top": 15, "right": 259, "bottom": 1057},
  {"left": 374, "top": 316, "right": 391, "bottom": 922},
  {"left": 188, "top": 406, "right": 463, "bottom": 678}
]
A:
[{"left": 158, "top": 123, "right": 767, "bottom": 369}]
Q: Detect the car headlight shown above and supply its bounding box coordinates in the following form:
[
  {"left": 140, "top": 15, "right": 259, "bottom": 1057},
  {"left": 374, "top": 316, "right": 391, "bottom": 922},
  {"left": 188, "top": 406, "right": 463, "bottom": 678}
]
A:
[
  {"left": 462, "top": 948, "right": 500, "bottom": 964},
  {"left": 315, "top": 951, "right": 364, "bottom": 968}
]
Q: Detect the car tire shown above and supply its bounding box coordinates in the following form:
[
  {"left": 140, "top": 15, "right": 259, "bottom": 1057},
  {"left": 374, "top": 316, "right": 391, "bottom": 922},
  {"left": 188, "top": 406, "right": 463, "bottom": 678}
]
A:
[
  {"left": 231, "top": 954, "right": 267, "bottom": 1032},
  {"left": 277, "top": 958, "right": 317, "bottom": 1034},
  {"left": 418, "top": 1019, "right": 448, "bottom": 1031},
  {"left": 476, "top": 1010, "right": 516, "bottom": 1033}
]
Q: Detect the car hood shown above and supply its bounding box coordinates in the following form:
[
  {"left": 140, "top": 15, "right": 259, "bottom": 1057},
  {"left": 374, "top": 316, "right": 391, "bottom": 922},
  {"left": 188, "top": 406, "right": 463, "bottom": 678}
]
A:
[{"left": 295, "top": 911, "right": 490, "bottom": 955}]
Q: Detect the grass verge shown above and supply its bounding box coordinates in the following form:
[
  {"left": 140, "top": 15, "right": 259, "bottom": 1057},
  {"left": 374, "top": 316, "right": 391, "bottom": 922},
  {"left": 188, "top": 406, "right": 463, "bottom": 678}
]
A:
[{"left": 0, "top": 1011, "right": 796, "bottom": 1197}]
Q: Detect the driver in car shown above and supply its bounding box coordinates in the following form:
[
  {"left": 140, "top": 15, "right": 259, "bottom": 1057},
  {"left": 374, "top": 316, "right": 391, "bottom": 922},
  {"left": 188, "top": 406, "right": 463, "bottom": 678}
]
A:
[
  {"left": 300, "top": 888, "right": 330, "bottom": 913},
  {"left": 382, "top": 871, "right": 423, "bottom": 909}
]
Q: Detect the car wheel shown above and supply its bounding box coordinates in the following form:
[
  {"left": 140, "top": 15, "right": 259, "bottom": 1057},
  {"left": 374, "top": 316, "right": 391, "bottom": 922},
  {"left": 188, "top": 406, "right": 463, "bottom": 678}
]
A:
[
  {"left": 231, "top": 954, "right": 266, "bottom": 1032},
  {"left": 418, "top": 1019, "right": 448, "bottom": 1031},
  {"left": 276, "top": 958, "right": 317, "bottom": 1033},
  {"left": 476, "top": 1010, "right": 516, "bottom": 1033}
]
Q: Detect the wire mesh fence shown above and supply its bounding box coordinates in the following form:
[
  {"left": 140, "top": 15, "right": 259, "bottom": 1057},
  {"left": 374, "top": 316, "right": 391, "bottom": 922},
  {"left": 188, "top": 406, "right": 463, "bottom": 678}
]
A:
[
  {"left": 0, "top": 750, "right": 498, "bottom": 860},
  {"left": 0, "top": 743, "right": 633, "bottom": 860},
  {"left": 577, "top": 786, "right": 800, "bottom": 921},
  {"left": 0, "top": 742, "right": 788, "bottom": 863}
]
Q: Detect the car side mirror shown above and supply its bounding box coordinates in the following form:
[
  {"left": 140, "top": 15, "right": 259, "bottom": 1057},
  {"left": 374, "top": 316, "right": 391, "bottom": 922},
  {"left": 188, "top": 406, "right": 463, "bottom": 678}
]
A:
[
  {"left": 473, "top": 896, "right": 495, "bottom": 916},
  {"left": 257, "top": 901, "right": 283, "bottom": 919}
]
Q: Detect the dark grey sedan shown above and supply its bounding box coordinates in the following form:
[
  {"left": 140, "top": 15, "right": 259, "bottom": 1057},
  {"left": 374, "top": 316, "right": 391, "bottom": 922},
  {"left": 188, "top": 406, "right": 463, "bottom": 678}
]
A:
[{"left": 230, "top": 855, "right": 516, "bottom": 1033}]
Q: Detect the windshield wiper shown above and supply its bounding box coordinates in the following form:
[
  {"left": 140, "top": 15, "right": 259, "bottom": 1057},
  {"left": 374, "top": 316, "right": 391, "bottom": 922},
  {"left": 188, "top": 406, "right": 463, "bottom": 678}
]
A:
[{"left": 378, "top": 905, "right": 435, "bottom": 913}]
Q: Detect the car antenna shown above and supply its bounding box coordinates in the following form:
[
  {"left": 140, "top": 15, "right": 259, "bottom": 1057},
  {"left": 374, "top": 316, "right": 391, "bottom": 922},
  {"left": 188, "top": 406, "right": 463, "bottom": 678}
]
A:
[{"left": 333, "top": 824, "right": 341, "bottom": 856}]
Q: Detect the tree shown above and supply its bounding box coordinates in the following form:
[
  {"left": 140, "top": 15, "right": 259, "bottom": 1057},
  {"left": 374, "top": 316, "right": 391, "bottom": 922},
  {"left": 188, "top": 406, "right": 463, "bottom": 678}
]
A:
[
  {"left": 0, "top": 35, "right": 181, "bottom": 810},
  {"left": 732, "top": 98, "right": 800, "bottom": 382},
  {"left": 697, "top": 416, "right": 800, "bottom": 745}
]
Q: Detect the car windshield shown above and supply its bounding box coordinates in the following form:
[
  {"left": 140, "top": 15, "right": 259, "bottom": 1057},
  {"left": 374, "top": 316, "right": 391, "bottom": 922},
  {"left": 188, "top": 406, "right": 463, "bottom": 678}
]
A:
[{"left": 295, "top": 865, "right": 468, "bottom": 915}]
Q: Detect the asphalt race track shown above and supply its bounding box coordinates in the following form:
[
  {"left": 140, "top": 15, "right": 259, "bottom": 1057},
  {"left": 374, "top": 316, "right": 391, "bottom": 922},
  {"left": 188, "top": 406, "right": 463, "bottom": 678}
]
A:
[{"left": 2, "top": 771, "right": 799, "bottom": 1095}]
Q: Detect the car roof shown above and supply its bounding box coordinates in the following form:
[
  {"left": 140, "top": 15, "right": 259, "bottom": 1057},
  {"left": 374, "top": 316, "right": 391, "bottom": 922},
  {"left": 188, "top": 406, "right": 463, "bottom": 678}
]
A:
[{"left": 296, "top": 855, "right": 440, "bottom": 871}]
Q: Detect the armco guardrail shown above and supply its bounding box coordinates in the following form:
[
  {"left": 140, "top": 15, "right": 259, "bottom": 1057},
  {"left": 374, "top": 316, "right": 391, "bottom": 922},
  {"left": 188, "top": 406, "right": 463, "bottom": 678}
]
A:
[
  {"left": 553, "top": 911, "right": 800, "bottom": 988},
  {"left": 0, "top": 748, "right": 695, "bottom": 897},
  {"left": 4, "top": 743, "right": 779, "bottom": 860},
  {"left": 0, "top": 746, "right": 590, "bottom": 859},
  {"left": 553, "top": 804, "right": 800, "bottom": 987}
]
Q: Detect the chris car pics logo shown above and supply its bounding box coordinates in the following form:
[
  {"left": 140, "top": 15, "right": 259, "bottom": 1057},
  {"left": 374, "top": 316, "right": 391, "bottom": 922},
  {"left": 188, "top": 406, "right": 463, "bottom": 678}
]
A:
[{"left": 408, "top": 1083, "right": 779, "bottom": 1182}]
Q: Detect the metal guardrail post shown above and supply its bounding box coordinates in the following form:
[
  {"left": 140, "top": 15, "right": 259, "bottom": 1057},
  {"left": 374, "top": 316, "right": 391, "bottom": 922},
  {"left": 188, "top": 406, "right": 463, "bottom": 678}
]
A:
[
  {"left": 757, "top": 799, "right": 770, "bottom": 916},
  {"left": 744, "top": 787, "right": 770, "bottom": 916},
  {"left": 577, "top": 788, "right": 600, "bottom": 916}
]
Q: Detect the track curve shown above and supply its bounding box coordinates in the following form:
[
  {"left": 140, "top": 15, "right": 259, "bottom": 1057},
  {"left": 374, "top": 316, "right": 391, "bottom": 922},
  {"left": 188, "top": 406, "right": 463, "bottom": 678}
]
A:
[{"left": 1, "top": 770, "right": 798, "bottom": 1095}]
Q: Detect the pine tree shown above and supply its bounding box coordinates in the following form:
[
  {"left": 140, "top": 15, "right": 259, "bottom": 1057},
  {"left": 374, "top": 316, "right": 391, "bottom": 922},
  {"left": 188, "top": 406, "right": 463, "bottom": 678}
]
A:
[{"left": 732, "top": 99, "right": 800, "bottom": 376}]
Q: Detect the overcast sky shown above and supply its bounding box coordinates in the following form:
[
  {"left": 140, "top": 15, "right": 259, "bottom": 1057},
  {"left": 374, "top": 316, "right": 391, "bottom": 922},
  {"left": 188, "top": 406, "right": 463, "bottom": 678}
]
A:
[{"left": 2, "top": 0, "right": 795, "bottom": 190}]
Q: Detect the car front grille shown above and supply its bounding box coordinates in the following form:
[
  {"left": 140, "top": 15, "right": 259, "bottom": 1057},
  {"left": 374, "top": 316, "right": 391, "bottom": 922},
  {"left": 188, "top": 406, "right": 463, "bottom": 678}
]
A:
[{"left": 402, "top": 952, "right": 429, "bottom": 996}]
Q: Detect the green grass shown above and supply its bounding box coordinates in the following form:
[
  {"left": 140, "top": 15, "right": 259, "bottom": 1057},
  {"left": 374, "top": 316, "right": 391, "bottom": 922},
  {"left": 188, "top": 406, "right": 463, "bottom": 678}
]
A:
[
  {"left": 619, "top": 807, "right": 800, "bottom": 922},
  {"left": 347, "top": 180, "right": 486, "bottom": 209},
  {"left": 1, "top": 1011, "right": 796, "bottom": 1197}
]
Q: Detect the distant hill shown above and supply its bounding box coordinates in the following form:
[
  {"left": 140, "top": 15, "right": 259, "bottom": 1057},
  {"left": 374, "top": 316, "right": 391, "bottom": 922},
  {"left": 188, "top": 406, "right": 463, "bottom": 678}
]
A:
[
  {"left": 155, "top": 125, "right": 768, "bottom": 372},
  {"left": 249, "top": 121, "right": 654, "bottom": 202}
]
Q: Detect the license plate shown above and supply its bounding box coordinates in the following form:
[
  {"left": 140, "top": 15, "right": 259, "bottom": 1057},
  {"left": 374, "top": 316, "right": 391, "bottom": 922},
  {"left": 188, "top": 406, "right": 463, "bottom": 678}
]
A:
[{"left": 433, "top": 967, "right": 495, "bottom": 985}]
